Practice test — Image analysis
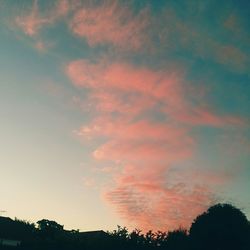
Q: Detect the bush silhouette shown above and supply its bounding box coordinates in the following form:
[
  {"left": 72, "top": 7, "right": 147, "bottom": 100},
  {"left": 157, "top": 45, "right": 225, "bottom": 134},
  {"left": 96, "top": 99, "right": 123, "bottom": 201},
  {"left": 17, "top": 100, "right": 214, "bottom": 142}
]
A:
[
  {"left": 189, "top": 203, "right": 250, "bottom": 250},
  {"left": 164, "top": 228, "right": 189, "bottom": 250},
  {"left": 0, "top": 203, "right": 249, "bottom": 250}
]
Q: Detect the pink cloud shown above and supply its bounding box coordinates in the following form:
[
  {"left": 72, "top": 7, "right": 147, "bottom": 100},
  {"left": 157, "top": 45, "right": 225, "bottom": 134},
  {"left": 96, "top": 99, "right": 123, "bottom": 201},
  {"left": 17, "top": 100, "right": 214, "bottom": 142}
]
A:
[
  {"left": 66, "top": 59, "right": 241, "bottom": 231},
  {"left": 15, "top": 0, "right": 52, "bottom": 37},
  {"left": 103, "top": 161, "right": 230, "bottom": 231},
  {"left": 67, "top": 60, "right": 243, "bottom": 127},
  {"left": 77, "top": 117, "right": 193, "bottom": 168},
  {"left": 104, "top": 179, "right": 215, "bottom": 231},
  {"left": 67, "top": 60, "right": 176, "bottom": 94},
  {"left": 13, "top": 1, "right": 249, "bottom": 72},
  {"left": 15, "top": 0, "right": 72, "bottom": 37},
  {"left": 89, "top": 91, "right": 155, "bottom": 116},
  {"left": 69, "top": 1, "right": 149, "bottom": 50},
  {"left": 66, "top": 59, "right": 187, "bottom": 117},
  {"left": 77, "top": 119, "right": 188, "bottom": 141},
  {"left": 5, "top": 0, "right": 247, "bottom": 231},
  {"left": 93, "top": 139, "right": 193, "bottom": 164}
]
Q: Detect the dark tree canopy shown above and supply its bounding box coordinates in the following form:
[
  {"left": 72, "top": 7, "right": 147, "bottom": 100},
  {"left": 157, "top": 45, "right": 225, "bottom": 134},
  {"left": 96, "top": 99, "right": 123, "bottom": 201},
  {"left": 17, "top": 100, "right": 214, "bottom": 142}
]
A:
[
  {"left": 189, "top": 203, "right": 250, "bottom": 250},
  {"left": 36, "top": 219, "right": 64, "bottom": 241},
  {"left": 164, "top": 228, "right": 189, "bottom": 250},
  {"left": 0, "top": 203, "right": 249, "bottom": 250},
  {"left": 37, "top": 219, "right": 64, "bottom": 231}
]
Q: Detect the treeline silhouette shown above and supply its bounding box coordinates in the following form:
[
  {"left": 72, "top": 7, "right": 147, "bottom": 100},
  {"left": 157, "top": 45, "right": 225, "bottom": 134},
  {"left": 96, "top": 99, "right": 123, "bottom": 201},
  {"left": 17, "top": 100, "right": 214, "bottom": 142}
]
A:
[{"left": 0, "top": 203, "right": 249, "bottom": 250}]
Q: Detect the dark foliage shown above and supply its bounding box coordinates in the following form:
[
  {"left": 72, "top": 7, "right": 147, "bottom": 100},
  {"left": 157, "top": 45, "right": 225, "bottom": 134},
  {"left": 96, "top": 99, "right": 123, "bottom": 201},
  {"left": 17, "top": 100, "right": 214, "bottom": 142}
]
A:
[
  {"left": 0, "top": 203, "right": 249, "bottom": 250},
  {"left": 189, "top": 203, "right": 250, "bottom": 250}
]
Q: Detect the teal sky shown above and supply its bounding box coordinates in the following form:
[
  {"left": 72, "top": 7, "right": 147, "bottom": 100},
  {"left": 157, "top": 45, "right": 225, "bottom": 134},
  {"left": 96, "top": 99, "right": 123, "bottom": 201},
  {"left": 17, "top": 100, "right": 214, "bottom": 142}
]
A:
[{"left": 0, "top": 0, "right": 249, "bottom": 232}]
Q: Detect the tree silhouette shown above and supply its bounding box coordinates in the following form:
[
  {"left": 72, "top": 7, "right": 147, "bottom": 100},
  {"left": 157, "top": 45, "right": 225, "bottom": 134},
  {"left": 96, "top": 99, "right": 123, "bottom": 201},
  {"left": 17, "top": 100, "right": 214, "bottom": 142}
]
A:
[
  {"left": 164, "top": 228, "right": 189, "bottom": 250},
  {"left": 189, "top": 203, "right": 250, "bottom": 250},
  {"left": 0, "top": 203, "right": 249, "bottom": 250},
  {"left": 37, "top": 219, "right": 64, "bottom": 241},
  {"left": 37, "top": 219, "right": 64, "bottom": 231},
  {"left": 129, "top": 228, "right": 144, "bottom": 247}
]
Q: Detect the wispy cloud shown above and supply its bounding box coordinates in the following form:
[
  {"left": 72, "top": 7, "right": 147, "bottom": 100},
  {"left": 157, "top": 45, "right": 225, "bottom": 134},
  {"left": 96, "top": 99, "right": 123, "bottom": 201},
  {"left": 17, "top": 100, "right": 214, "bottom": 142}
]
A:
[
  {"left": 67, "top": 60, "right": 243, "bottom": 126},
  {"left": 12, "top": 0, "right": 250, "bottom": 72},
  {"left": 154, "top": 8, "right": 249, "bottom": 72},
  {"left": 4, "top": 0, "right": 248, "bottom": 231},
  {"left": 104, "top": 177, "right": 217, "bottom": 231},
  {"left": 69, "top": 1, "right": 149, "bottom": 51},
  {"left": 66, "top": 59, "right": 242, "bottom": 230},
  {"left": 15, "top": 0, "right": 52, "bottom": 37},
  {"left": 13, "top": 0, "right": 72, "bottom": 52},
  {"left": 15, "top": 0, "right": 74, "bottom": 37}
]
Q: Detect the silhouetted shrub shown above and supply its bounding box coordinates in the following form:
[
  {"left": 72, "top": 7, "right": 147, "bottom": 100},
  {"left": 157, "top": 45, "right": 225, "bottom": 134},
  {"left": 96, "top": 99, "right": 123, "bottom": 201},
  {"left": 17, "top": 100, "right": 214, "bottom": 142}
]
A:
[
  {"left": 164, "top": 228, "right": 189, "bottom": 250},
  {"left": 0, "top": 203, "right": 249, "bottom": 250},
  {"left": 189, "top": 203, "right": 250, "bottom": 250}
]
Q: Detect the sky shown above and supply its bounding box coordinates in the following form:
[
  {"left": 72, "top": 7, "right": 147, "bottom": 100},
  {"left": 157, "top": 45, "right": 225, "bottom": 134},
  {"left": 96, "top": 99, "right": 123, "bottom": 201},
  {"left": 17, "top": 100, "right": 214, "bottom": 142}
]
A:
[{"left": 0, "top": 0, "right": 249, "bottom": 232}]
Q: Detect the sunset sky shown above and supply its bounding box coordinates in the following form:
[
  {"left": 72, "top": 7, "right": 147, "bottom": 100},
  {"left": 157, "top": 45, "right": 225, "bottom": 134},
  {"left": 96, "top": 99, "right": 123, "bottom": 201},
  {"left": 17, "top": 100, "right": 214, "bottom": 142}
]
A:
[{"left": 0, "top": 0, "right": 249, "bottom": 232}]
